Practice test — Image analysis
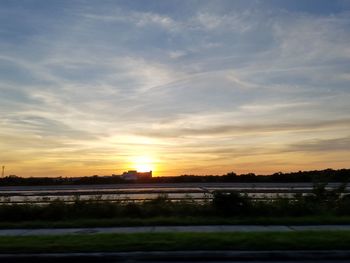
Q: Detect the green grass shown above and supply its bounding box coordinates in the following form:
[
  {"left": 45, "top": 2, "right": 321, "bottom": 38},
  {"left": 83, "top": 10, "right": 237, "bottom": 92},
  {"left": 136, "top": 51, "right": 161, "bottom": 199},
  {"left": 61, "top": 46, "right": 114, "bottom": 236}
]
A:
[
  {"left": 1, "top": 215, "right": 350, "bottom": 229},
  {"left": 1, "top": 231, "right": 350, "bottom": 253}
]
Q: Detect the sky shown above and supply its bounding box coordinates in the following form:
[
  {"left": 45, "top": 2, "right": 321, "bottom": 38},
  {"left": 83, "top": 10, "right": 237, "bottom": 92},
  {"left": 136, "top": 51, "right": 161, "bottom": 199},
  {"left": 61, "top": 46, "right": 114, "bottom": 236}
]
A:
[{"left": 0, "top": 0, "right": 350, "bottom": 177}]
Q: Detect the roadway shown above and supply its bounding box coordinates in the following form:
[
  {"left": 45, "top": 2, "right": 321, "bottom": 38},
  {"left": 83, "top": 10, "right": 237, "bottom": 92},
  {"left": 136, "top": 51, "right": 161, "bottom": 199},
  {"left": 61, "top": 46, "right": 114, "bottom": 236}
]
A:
[
  {"left": 1, "top": 225, "right": 350, "bottom": 236},
  {"left": 1, "top": 251, "right": 350, "bottom": 262},
  {"left": 0, "top": 182, "right": 346, "bottom": 192}
]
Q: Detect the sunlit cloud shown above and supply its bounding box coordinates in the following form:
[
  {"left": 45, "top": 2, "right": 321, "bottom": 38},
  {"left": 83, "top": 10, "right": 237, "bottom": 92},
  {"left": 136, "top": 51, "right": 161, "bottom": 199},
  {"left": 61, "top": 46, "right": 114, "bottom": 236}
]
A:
[{"left": 0, "top": 0, "right": 349, "bottom": 176}]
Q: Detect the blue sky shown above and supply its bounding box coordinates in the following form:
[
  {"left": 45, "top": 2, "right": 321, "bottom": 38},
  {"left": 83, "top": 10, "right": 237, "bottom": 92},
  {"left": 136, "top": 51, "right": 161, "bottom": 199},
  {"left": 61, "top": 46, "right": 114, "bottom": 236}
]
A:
[{"left": 1, "top": 0, "right": 350, "bottom": 176}]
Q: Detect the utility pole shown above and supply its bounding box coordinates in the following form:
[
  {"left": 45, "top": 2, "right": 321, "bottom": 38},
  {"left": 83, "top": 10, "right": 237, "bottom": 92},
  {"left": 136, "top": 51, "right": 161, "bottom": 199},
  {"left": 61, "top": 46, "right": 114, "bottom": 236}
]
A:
[{"left": 1, "top": 166, "right": 4, "bottom": 177}]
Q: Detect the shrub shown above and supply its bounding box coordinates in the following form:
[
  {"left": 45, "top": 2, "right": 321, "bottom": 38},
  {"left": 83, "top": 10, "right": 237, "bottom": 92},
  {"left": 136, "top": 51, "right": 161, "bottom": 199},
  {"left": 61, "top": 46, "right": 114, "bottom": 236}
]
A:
[{"left": 212, "top": 191, "right": 251, "bottom": 215}]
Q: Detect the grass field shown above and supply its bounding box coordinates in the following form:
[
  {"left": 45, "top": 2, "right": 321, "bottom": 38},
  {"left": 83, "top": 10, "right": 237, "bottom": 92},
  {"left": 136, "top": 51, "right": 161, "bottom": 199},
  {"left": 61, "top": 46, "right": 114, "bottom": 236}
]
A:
[{"left": 1, "top": 231, "right": 350, "bottom": 253}]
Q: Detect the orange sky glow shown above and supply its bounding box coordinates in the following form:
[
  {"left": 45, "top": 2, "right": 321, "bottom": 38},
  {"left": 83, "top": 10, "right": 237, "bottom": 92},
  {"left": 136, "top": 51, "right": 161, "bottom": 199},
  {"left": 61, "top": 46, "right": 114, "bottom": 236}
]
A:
[{"left": 1, "top": 1, "right": 350, "bottom": 177}]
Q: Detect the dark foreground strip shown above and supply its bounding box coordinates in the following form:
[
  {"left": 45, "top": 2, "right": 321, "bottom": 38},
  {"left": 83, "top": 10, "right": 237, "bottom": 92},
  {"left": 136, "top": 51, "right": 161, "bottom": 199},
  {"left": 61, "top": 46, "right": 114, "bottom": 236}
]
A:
[{"left": 1, "top": 251, "right": 350, "bottom": 262}]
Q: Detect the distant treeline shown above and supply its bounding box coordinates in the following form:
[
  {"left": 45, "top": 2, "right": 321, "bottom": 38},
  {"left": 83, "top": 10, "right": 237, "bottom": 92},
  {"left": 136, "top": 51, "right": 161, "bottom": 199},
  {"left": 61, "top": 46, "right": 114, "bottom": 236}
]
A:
[{"left": 0, "top": 168, "right": 350, "bottom": 186}]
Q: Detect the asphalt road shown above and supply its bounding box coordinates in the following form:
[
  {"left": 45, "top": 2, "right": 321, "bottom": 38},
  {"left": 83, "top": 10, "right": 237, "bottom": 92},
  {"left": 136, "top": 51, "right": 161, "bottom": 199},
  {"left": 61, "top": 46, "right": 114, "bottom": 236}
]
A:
[
  {"left": 0, "top": 182, "right": 346, "bottom": 192},
  {"left": 1, "top": 251, "right": 350, "bottom": 262},
  {"left": 1, "top": 225, "right": 350, "bottom": 236}
]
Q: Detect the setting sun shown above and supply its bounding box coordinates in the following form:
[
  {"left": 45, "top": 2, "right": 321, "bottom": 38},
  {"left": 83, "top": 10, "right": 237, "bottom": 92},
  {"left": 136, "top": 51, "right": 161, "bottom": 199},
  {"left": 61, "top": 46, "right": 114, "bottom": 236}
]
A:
[{"left": 133, "top": 156, "right": 154, "bottom": 172}]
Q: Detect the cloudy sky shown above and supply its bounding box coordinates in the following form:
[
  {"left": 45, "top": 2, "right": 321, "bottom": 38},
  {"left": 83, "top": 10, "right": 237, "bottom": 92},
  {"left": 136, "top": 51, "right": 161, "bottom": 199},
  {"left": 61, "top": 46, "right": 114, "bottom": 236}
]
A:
[{"left": 1, "top": 0, "right": 350, "bottom": 177}]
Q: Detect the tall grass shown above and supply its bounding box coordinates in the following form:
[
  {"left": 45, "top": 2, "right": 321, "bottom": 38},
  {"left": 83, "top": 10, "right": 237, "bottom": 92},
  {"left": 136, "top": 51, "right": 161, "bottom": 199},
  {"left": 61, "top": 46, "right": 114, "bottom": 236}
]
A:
[{"left": 0, "top": 183, "right": 349, "bottom": 222}]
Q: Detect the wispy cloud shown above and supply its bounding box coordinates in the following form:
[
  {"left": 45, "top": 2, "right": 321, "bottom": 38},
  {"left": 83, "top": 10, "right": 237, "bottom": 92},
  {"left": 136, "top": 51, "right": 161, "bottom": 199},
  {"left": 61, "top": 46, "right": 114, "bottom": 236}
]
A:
[
  {"left": 81, "top": 10, "right": 179, "bottom": 31},
  {"left": 134, "top": 119, "right": 350, "bottom": 138},
  {"left": 286, "top": 136, "right": 350, "bottom": 153},
  {"left": 0, "top": 1, "right": 349, "bottom": 176}
]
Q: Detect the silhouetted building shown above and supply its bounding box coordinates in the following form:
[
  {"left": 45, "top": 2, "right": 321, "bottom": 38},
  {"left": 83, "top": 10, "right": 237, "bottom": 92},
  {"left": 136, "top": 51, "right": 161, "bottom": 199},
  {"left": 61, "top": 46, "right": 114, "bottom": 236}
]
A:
[{"left": 121, "top": 170, "right": 152, "bottom": 181}]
